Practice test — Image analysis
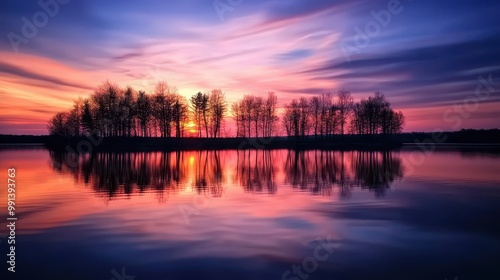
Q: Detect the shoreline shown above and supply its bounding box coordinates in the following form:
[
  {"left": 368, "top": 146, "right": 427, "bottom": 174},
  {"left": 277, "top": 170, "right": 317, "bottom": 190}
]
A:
[{"left": 1, "top": 131, "right": 500, "bottom": 151}]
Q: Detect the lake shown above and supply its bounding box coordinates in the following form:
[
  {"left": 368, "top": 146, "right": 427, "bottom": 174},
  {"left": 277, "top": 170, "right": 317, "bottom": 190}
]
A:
[{"left": 1, "top": 147, "right": 499, "bottom": 280}]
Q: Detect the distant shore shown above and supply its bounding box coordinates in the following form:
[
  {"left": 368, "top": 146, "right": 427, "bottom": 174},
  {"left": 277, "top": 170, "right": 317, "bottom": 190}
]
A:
[{"left": 1, "top": 129, "right": 499, "bottom": 151}]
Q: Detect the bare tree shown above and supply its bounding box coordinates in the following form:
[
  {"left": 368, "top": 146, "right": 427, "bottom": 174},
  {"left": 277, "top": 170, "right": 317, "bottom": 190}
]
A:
[
  {"left": 121, "top": 86, "right": 137, "bottom": 137},
  {"left": 152, "top": 81, "right": 177, "bottom": 137},
  {"left": 241, "top": 95, "right": 254, "bottom": 137},
  {"left": 81, "top": 98, "right": 94, "bottom": 132},
  {"left": 136, "top": 90, "right": 151, "bottom": 137},
  {"left": 337, "top": 90, "right": 353, "bottom": 135},
  {"left": 172, "top": 95, "right": 189, "bottom": 138},
  {"left": 310, "top": 96, "right": 321, "bottom": 137},
  {"left": 190, "top": 92, "right": 209, "bottom": 138},
  {"left": 319, "top": 93, "right": 333, "bottom": 137},
  {"left": 351, "top": 92, "right": 404, "bottom": 135},
  {"left": 208, "top": 89, "right": 226, "bottom": 138},
  {"left": 48, "top": 112, "right": 70, "bottom": 136},
  {"left": 48, "top": 81, "right": 407, "bottom": 139},
  {"left": 252, "top": 96, "right": 263, "bottom": 137},
  {"left": 283, "top": 99, "right": 301, "bottom": 137},
  {"left": 262, "top": 92, "right": 278, "bottom": 137},
  {"left": 298, "top": 97, "right": 310, "bottom": 137}
]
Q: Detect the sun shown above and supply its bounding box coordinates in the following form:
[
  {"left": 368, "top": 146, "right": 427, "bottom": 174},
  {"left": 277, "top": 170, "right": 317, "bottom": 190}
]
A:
[{"left": 186, "top": 121, "right": 197, "bottom": 133}]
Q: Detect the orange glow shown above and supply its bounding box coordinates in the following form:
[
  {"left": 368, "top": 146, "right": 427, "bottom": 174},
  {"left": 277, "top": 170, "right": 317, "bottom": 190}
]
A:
[
  {"left": 2, "top": 148, "right": 500, "bottom": 236},
  {"left": 186, "top": 121, "right": 197, "bottom": 133}
]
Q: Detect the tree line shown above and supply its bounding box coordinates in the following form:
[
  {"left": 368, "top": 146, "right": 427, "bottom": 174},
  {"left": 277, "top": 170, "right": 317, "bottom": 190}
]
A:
[
  {"left": 48, "top": 81, "right": 227, "bottom": 138},
  {"left": 281, "top": 90, "right": 405, "bottom": 137},
  {"left": 48, "top": 81, "right": 405, "bottom": 138}
]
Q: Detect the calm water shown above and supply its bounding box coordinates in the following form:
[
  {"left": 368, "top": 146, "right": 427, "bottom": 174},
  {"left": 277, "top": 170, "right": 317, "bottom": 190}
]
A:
[{"left": 1, "top": 147, "right": 500, "bottom": 280}]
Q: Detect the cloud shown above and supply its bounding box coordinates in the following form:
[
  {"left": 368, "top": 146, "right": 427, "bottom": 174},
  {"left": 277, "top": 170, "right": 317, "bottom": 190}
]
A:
[
  {"left": 0, "top": 62, "right": 93, "bottom": 90},
  {"left": 0, "top": 0, "right": 499, "bottom": 133}
]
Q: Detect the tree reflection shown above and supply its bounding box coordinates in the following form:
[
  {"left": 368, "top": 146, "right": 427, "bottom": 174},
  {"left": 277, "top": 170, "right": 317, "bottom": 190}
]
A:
[
  {"left": 234, "top": 150, "right": 277, "bottom": 194},
  {"left": 284, "top": 150, "right": 404, "bottom": 198},
  {"left": 50, "top": 150, "right": 194, "bottom": 201},
  {"left": 352, "top": 151, "right": 404, "bottom": 196},
  {"left": 49, "top": 149, "right": 404, "bottom": 201},
  {"left": 193, "top": 150, "right": 224, "bottom": 197}
]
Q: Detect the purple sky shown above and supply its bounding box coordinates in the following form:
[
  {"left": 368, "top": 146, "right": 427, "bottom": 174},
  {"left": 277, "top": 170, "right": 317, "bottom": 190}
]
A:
[{"left": 0, "top": 0, "right": 499, "bottom": 134}]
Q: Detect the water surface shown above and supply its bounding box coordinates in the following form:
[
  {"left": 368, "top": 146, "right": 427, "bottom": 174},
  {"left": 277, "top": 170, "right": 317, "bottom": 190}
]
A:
[{"left": 1, "top": 148, "right": 499, "bottom": 280}]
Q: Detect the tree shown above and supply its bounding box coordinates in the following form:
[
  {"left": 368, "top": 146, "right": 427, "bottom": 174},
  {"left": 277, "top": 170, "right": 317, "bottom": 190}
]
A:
[
  {"left": 48, "top": 112, "right": 69, "bottom": 136},
  {"left": 81, "top": 98, "right": 94, "bottom": 133},
  {"left": 172, "top": 95, "right": 189, "bottom": 137},
  {"left": 298, "top": 97, "right": 310, "bottom": 137},
  {"left": 310, "top": 96, "right": 321, "bottom": 137},
  {"left": 121, "top": 86, "right": 137, "bottom": 137},
  {"left": 191, "top": 92, "right": 209, "bottom": 137},
  {"left": 90, "top": 81, "right": 122, "bottom": 137},
  {"left": 350, "top": 92, "right": 404, "bottom": 135},
  {"left": 252, "top": 96, "right": 263, "bottom": 138},
  {"left": 283, "top": 99, "right": 301, "bottom": 137},
  {"left": 391, "top": 110, "right": 405, "bottom": 134},
  {"left": 241, "top": 95, "right": 254, "bottom": 137},
  {"left": 48, "top": 81, "right": 407, "bottom": 139},
  {"left": 208, "top": 89, "right": 226, "bottom": 138},
  {"left": 231, "top": 102, "right": 243, "bottom": 137},
  {"left": 319, "top": 93, "right": 333, "bottom": 137},
  {"left": 65, "top": 106, "right": 80, "bottom": 137},
  {"left": 262, "top": 92, "right": 278, "bottom": 137},
  {"left": 337, "top": 90, "right": 353, "bottom": 135},
  {"left": 136, "top": 90, "right": 151, "bottom": 137}
]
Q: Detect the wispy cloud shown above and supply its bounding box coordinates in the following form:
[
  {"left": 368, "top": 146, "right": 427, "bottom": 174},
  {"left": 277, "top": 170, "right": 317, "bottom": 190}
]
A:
[{"left": 0, "top": 0, "right": 499, "bottom": 134}]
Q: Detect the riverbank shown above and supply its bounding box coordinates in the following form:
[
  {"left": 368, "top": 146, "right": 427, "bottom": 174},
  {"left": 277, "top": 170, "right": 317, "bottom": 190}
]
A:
[{"left": 1, "top": 129, "right": 499, "bottom": 151}]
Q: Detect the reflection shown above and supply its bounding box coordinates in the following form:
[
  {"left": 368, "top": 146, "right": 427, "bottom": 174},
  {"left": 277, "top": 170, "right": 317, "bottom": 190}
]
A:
[
  {"left": 49, "top": 150, "right": 225, "bottom": 202},
  {"left": 49, "top": 149, "right": 404, "bottom": 200},
  {"left": 193, "top": 150, "right": 224, "bottom": 197},
  {"left": 284, "top": 150, "right": 404, "bottom": 198},
  {"left": 352, "top": 151, "right": 404, "bottom": 196},
  {"left": 234, "top": 150, "right": 277, "bottom": 194}
]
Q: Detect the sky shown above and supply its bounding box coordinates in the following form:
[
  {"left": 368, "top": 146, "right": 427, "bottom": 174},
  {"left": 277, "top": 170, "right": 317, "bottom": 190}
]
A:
[{"left": 0, "top": 0, "right": 499, "bottom": 135}]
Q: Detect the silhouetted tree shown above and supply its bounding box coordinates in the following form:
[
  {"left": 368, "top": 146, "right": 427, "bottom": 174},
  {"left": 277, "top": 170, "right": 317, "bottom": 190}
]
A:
[
  {"left": 172, "top": 95, "right": 189, "bottom": 137},
  {"left": 136, "top": 90, "right": 151, "bottom": 137},
  {"left": 48, "top": 81, "right": 406, "bottom": 139},
  {"left": 48, "top": 111, "right": 70, "bottom": 136},
  {"left": 208, "top": 89, "right": 226, "bottom": 138},
  {"left": 351, "top": 92, "right": 404, "bottom": 135},
  {"left": 81, "top": 98, "right": 94, "bottom": 132},
  {"left": 191, "top": 92, "right": 209, "bottom": 137},
  {"left": 262, "top": 92, "right": 278, "bottom": 137},
  {"left": 231, "top": 101, "right": 243, "bottom": 137},
  {"left": 337, "top": 90, "right": 353, "bottom": 135},
  {"left": 283, "top": 99, "right": 300, "bottom": 137},
  {"left": 310, "top": 96, "right": 321, "bottom": 137},
  {"left": 121, "top": 86, "right": 136, "bottom": 137},
  {"left": 152, "top": 81, "right": 177, "bottom": 137}
]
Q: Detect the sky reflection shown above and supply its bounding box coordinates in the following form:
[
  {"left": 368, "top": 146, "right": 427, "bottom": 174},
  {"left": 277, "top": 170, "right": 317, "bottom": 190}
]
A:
[{"left": 1, "top": 148, "right": 500, "bottom": 279}]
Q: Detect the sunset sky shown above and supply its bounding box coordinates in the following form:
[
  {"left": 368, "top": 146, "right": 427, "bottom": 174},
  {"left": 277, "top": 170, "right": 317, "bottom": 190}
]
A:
[{"left": 1, "top": 0, "right": 499, "bottom": 135}]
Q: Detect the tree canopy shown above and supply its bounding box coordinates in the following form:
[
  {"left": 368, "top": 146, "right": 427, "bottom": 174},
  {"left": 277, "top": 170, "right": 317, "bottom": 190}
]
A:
[{"left": 48, "top": 82, "right": 405, "bottom": 138}]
